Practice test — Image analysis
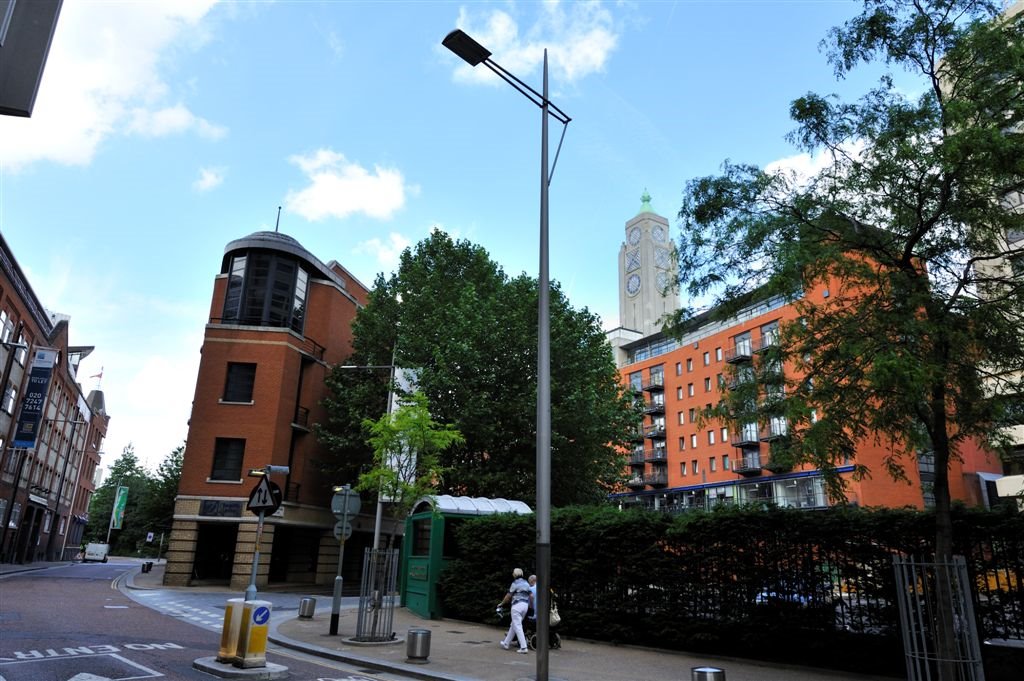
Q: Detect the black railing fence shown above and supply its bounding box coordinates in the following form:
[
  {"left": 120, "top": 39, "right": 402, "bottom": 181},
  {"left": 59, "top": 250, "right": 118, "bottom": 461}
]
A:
[{"left": 438, "top": 505, "right": 1024, "bottom": 677}]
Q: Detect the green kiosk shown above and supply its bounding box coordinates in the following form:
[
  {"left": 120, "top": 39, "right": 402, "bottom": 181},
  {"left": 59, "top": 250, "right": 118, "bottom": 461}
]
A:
[{"left": 402, "top": 495, "right": 532, "bottom": 619}]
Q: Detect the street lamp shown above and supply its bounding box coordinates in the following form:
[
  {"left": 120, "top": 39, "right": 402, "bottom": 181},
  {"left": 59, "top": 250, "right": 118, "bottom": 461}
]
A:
[
  {"left": 337, "top": 362, "right": 397, "bottom": 551},
  {"left": 443, "top": 28, "right": 570, "bottom": 681}
]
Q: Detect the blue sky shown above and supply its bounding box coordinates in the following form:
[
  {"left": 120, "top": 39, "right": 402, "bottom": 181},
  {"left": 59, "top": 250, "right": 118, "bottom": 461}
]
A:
[{"left": 0, "top": 0, "right": 909, "bottom": 473}]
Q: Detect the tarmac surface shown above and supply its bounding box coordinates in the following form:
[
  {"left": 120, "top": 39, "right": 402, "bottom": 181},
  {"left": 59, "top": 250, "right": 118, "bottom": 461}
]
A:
[{"left": 2, "top": 559, "right": 901, "bottom": 681}]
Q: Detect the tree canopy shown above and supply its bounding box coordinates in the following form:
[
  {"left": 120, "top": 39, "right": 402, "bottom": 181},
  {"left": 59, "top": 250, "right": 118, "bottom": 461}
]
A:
[
  {"left": 317, "top": 230, "right": 639, "bottom": 507},
  {"left": 85, "top": 443, "right": 182, "bottom": 556},
  {"left": 669, "top": 0, "right": 1023, "bottom": 562}
]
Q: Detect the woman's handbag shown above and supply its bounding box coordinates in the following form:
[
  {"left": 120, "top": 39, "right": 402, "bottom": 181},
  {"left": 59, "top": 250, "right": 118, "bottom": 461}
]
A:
[{"left": 549, "top": 604, "right": 561, "bottom": 627}]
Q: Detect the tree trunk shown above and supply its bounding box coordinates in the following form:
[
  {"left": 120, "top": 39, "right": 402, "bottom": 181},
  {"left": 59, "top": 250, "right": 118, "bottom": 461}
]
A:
[{"left": 930, "top": 390, "right": 960, "bottom": 681}]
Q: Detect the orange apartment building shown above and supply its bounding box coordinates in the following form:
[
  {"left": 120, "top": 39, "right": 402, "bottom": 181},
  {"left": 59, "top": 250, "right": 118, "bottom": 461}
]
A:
[
  {"left": 607, "top": 196, "right": 1005, "bottom": 512},
  {"left": 1, "top": 233, "right": 109, "bottom": 564},
  {"left": 166, "top": 231, "right": 371, "bottom": 591}
]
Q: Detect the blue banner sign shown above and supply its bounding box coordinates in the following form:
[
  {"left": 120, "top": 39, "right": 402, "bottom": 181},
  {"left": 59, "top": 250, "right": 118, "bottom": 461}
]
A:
[{"left": 13, "top": 348, "right": 58, "bottom": 448}]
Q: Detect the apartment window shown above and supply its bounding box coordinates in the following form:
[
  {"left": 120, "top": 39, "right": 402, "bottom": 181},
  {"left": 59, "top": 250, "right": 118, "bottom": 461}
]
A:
[
  {"left": 686, "top": 359, "right": 693, "bottom": 372},
  {"left": 59, "top": 516, "right": 66, "bottom": 536},
  {"left": 675, "top": 362, "right": 682, "bottom": 376},
  {"left": 716, "top": 373, "right": 724, "bottom": 390},
  {"left": 715, "top": 347, "right": 722, "bottom": 361},
  {"left": 687, "top": 383, "right": 694, "bottom": 397},
  {"left": 0, "top": 309, "right": 11, "bottom": 343},
  {"left": 676, "top": 387, "right": 683, "bottom": 400},
  {"left": 690, "top": 434, "right": 697, "bottom": 448},
  {"left": 721, "top": 427, "right": 728, "bottom": 441},
  {"left": 704, "top": 377, "right": 712, "bottom": 392},
  {"left": 629, "top": 371, "right": 643, "bottom": 392},
  {"left": 678, "top": 437, "right": 686, "bottom": 451},
  {"left": 710, "top": 457, "right": 717, "bottom": 472},
  {"left": 2, "top": 383, "right": 16, "bottom": 415},
  {"left": 223, "top": 363, "right": 257, "bottom": 403},
  {"left": 688, "top": 408, "right": 696, "bottom": 423},
  {"left": 211, "top": 438, "right": 246, "bottom": 481},
  {"left": 723, "top": 454, "right": 730, "bottom": 470},
  {"left": 692, "top": 459, "right": 699, "bottom": 474},
  {"left": 677, "top": 411, "right": 685, "bottom": 425},
  {"left": 42, "top": 511, "right": 52, "bottom": 533},
  {"left": 703, "top": 352, "right": 710, "bottom": 366},
  {"left": 680, "top": 462, "right": 687, "bottom": 476},
  {"left": 708, "top": 430, "right": 716, "bottom": 445}
]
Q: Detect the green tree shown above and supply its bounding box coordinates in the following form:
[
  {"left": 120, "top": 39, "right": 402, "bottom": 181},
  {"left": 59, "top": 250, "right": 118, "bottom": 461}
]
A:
[
  {"left": 318, "top": 230, "right": 639, "bottom": 506},
  {"left": 137, "top": 444, "right": 183, "bottom": 557},
  {"left": 670, "top": 2, "right": 1022, "bottom": 677},
  {"left": 84, "top": 444, "right": 153, "bottom": 554},
  {"left": 357, "top": 391, "right": 463, "bottom": 549}
]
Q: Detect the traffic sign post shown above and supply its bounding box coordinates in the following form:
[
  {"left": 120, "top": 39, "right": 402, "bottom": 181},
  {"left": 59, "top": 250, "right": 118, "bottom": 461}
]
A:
[
  {"left": 330, "top": 485, "right": 361, "bottom": 635},
  {"left": 243, "top": 466, "right": 288, "bottom": 602}
]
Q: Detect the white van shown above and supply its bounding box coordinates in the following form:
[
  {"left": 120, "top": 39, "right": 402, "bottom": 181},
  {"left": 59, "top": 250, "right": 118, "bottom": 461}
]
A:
[{"left": 82, "top": 543, "right": 109, "bottom": 563}]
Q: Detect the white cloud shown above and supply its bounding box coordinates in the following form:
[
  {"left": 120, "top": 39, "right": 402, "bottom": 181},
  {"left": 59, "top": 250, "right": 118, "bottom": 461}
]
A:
[
  {"left": 764, "top": 140, "right": 865, "bottom": 186},
  {"left": 284, "top": 148, "right": 411, "bottom": 221},
  {"left": 0, "top": 0, "right": 223, "bottom": 171},
  {"left": 193, "top": 166, "right": 226, "bottom": 192},
  {"left": 355, "top": 232, "right": 412, "bottom": 276},
  {"left": 127, "top": 104, "right": 226, "bottom": 139},
  {"left": 450, "top": 1, "right": 618, "bottom": 86}
]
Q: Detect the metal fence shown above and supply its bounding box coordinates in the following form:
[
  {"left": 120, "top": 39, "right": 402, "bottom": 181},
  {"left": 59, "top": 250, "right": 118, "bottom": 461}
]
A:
[
  {"left": 355, "top": 548, "right": 399, "bottom": 642},
  {"left": 894, "top": 555, "right": 986, "bottom": 681}
]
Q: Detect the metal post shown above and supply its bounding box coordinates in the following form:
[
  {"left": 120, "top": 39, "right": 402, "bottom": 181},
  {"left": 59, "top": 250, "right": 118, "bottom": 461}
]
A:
[
  {"left": 158, "top": 531, "right": 164, "bottom": 562},
  {"left": 536, "top": 47, "right": 551, "bottom": 681},
  {"left": 245, "top": 508, "right": 265, "bottom": 602},
  {"left": 330, "top": 488, "right": 351, "bottom": 636}
]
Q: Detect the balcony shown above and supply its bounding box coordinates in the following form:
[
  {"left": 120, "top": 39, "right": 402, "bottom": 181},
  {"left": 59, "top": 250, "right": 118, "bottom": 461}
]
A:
[
  {"left": 725, "top": 341, "right": 753, "bottom": 364},
  {"left": 730, "top": 425, "right": 760, "bottom": 447},
  {"left": 760, "top": 420, "right": 788, "bottom": 442},
  {"left": 630, "top": 450, "right": 646, "bottom": 466},
  {"left": 753, "top": 332, "right": 779, "bottom": 354},
  {"left": 642, "top": 375, "right": 665, "bottom": 392},
  {"left": 626, "top": 475, "right": 645, "bottom": 488},
  {"left": 629, "top": 427, "right": 646, "bottom": 442},
  {"left": 645, "top": 470, "right": 668, "bottom": 487},
  {"left": 643, "top": 399, "right": 666, "bottom": 415},
  {"left": 644, "top": 423, "right": 667, "bottom": 439},
  {"left": 646, "top": 448, "right": 668, "bottom": 462},
  {"left": 733, "top": 450, "right": 763, "bottom": 476}
]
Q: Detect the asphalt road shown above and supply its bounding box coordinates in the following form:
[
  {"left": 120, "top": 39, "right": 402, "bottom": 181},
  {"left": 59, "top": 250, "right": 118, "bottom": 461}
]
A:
[{"left": 0, "top": 561, "right": 415, "bottom": 681}]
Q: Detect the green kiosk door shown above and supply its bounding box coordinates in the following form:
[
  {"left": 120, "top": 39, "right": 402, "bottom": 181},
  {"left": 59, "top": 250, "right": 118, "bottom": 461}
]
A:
[{"left": 401, "top": 496, "right": 533, "bottom": 620}]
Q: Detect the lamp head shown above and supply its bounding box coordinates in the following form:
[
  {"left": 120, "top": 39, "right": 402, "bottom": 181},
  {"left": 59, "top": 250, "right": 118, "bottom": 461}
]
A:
[{"left": 442, "top": 29, "right": 491, "bottom": 66}]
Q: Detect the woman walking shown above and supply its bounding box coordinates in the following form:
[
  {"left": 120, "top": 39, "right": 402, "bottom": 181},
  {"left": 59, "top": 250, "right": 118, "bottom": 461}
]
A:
[{"left": 496, "top": 567, "right": 532, "bottom": 653}]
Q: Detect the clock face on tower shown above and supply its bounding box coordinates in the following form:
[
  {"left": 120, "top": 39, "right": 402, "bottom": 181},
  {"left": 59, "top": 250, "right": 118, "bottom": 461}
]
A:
[
  {"left": 628, "top": 227, "right": 641, "bottom": 246},
  {"left": 652, "top": 225, "right": 666, "bottom": 242},
  {"left": 626, "top": 273, "right": 641, "bottom": 296}
]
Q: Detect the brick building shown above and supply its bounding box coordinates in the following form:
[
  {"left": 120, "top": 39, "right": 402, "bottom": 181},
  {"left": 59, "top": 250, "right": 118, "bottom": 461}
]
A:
[
  {"left": 165, "top": 231, "right": 370, "bottom": 590},
  {"left": 607, "top": 197, "right": 1004, "bottom": 512},
  {"left": 0, "top": 233, "right": 109, "bottom": 564}
]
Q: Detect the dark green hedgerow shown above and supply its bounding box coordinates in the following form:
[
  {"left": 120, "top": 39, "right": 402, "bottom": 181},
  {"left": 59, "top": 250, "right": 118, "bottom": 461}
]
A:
[{"left": 436, "top": 504, "right": 1023, "bottom": 677}]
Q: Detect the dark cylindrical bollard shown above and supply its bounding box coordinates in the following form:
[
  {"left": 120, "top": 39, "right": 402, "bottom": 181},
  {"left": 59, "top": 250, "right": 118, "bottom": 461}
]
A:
[
  {"left": 406, "top": 628, "right": 431, "bottom": 663},
  {"left": 692, "top": 667, "right": 725, "bottom": 681},
  {"left": 298, "top": 597, "right": 316, "bottom": 619}
]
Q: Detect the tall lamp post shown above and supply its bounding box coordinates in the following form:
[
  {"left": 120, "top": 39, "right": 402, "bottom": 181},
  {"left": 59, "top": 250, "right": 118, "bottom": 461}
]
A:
[
  {"left": 336, "top": 362, "right": 397, "bottom": 551},
  {"left": 443, "top": 29, "right": 570, "bottom": 681}
]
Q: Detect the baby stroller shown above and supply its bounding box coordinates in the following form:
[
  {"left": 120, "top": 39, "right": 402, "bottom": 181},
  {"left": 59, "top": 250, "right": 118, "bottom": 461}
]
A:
[{"left": 524, "top": 591, "right": 562, "bottom": 650}]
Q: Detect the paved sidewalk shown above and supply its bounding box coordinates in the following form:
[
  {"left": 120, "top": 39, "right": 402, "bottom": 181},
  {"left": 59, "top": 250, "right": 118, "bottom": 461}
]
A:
[{"left": 3, "top": 559, "right": 901, "bottom": 681}]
